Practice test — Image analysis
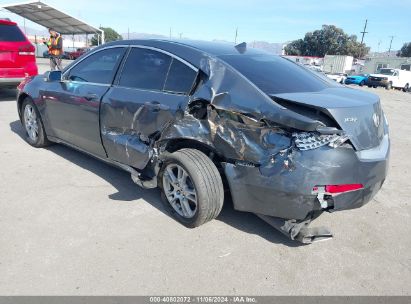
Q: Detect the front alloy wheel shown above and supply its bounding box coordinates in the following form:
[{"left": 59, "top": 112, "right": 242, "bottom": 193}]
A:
[
  {"left": 21, "top": 98, "right": 50, "bottom": 147},
  {"left": 24, "top": 104, "right": 39, "bottom": 142}
]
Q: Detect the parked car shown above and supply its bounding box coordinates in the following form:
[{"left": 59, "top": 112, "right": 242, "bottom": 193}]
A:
[
  {"left": 345, "top": 74, "right": 369, "bottom": 86},
  {"left": 16, "top": 40, "right": 389, "bottom": 243},
  {"left": 42, "top": 50, "right": 70, "bottom": 59},
  {"left": 326, "top": 73, "right": 347, "bottom": 84},
  {"left": 0, "top": 19, "right": 37, "bottom": 88},
  {"left": 68, "top": 47, "right": 92, "bottom": 60},
  {"left": 367, "top": 68, "right": 411, "bottom": 91}
]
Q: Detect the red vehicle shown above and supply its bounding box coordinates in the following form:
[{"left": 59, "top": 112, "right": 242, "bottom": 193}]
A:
[
  {"left": 68, "top": 47, "right": 91, "bottom": 60},
  {"left": 0, "top": 19, "right": 38, "bottom": 88}
]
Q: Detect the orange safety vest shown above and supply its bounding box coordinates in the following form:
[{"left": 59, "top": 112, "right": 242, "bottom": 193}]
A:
[{"left": 47, "top": 36, "right": 62, "bottom": 56}]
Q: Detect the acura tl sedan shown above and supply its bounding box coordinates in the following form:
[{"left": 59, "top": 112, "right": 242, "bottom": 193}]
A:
[{"left": 16, "top": 40, "right": 389, "bottom": 243}]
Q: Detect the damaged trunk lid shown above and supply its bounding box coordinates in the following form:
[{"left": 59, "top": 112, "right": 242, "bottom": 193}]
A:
[{"left": 271, "top": 87, "right": 384, "bottom": 151}]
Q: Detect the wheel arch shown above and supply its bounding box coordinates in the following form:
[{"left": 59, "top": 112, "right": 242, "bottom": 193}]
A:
[
  {"left": 159, "top": 137, "right": 229, "bottom": 188},
  {"left": 17, "top": 93, "right": 30, "bottom": 121}
]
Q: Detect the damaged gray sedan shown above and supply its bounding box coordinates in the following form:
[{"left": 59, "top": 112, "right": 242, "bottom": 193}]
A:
[{"left": 16, "top": 40, "right": 389, "bottom": 243}]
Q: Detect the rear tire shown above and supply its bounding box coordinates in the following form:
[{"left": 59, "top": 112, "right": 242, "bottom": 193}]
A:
[
  {"left": 403, "top": 84, "right": 409, "bottom": 92},
  {"left": 159, "top": 148, "right": 224, "bottom": 228},
  {"left": 359, "top": 80, "right": 365, "bottom": 86},
  {"left": 21, "top": 98, "right": 50, "bottom": 148}
]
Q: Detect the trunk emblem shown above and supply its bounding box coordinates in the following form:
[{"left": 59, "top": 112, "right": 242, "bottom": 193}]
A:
[
  {"left": 344, "top": 117, "right": 358, "bottom": 123},
  {"left": 373, "top": 113, "right": 380, "bottom": 128}
]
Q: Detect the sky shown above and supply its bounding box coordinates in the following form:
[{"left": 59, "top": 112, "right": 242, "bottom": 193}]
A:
[{"left": 1, "top": 0, "right": 410, "bottom": 51}]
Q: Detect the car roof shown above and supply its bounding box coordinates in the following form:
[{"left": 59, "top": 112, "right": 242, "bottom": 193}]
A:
[
  {"left": 107, "top": 39, "right": 266, "bottom": 57},
  {"left": 0, "top": 19, "right": 17, "bottom": 26}
]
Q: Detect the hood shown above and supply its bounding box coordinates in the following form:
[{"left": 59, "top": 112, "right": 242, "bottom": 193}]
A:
[{"left": 271, "top": 87, "right": 384, "bottom": 150}]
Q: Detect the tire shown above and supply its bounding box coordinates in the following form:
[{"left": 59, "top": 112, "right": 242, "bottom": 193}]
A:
[
  {"left": 359, "top": 80, "right": 365, "bottom": 87},
  {"left": 367, "top": 85, "right": 372, "bottom": 88},
  {"left": 386, "top": 82, "right": 392, "bottom": 90},
  {"left": 403, "top": 84, "right": 409, "bottom": 92},
  {"left": 159, "top": 148, "right": 224, "bottom": 228},
  {"left": 21, "top": 98, "right": 50, "bottom": 148}
]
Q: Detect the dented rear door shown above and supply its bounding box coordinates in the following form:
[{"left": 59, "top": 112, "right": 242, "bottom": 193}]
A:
[{"left": 100, "top": 46, "right": 198, "bottom": 169}]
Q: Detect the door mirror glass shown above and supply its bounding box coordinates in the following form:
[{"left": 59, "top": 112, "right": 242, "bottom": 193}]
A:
[{"left": 45, "top": 70, "right": 62, "bottom": 82}]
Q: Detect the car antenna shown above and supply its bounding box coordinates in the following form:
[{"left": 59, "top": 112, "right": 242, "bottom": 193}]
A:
[{"left": 235, "top": 42, "right": 247, "bottom": 54}]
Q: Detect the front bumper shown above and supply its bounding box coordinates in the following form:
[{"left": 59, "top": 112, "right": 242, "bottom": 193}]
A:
[
  {"left": 345, "top": 79, "right": 360, "bottom": 85},
  {"left": 223, "top": 135, "right": 389, "bottom": 220},
  {"left": 367, "top": 79, "right": 388, "bottom": 88}
]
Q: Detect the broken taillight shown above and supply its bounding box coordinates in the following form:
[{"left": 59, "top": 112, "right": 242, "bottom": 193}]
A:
[
  {"left": 312, "top": 184, "right": 364, "bottom": 208},
  {"left": 313, "top": 184, "right": 364, "bottom": 194},
  {"left": 325, "top": 184, "right": 363, "bottom": 193},
  {"left": 293, "top": 132, "right": 349, "bottom": 151}
]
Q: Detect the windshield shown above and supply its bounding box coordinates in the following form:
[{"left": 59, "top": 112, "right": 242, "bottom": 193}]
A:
[
  {"left": 219, "top": 54, "right": 335, "bottom": 94},
  {"left": 378, "top": 68, "right": 395, "bottom": 76}
]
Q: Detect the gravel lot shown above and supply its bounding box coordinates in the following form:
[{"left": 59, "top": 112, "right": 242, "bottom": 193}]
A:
[{"left": 0, "top": 60, "right": 410, "bottom": 295}]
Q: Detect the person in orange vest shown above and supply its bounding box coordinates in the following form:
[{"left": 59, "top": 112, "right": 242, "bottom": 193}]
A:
[{"left": 43, "top": 28, "right": 63, "bottom": 71}]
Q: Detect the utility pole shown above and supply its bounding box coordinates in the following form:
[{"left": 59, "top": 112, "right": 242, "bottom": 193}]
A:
[
  {"left": 388, "top": 36, "right": 394, "bottom": 54},
  {"left": 179, "top": 32, "right": 183, "bottom": 39},
  {"left": 127, "top": 27, "right": 129, "bottom": 39},
  {"left": 360, "top": 19, "right": 368, "bottom": 44},
  {"left": 234, "top": 27, "right": 238, "bottom": 44},
  {"left": 169, "top": 27, "right": 172, "bottom": 39},
  {"left": 377, "top": 39, "right": 382, "bottom": 53}
]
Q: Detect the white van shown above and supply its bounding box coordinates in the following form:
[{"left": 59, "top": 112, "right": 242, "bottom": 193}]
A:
[{"left": 367, "top": 68, "right": 411, "bottom": 91}]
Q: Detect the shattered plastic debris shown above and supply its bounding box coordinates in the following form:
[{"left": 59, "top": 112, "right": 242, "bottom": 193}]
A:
[{"left": 293, "top": 132, "right": 349, "bottom": 151}]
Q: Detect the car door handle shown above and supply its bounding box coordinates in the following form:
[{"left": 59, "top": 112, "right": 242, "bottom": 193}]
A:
[{"left": 84, "top": 93, "right": 98, "bottom": 101}]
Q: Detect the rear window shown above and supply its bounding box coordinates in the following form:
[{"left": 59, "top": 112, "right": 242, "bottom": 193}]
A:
[
  {"left": 219, "top": 54, "right": 334, "bottom": 94},
  {"left": 164, "top": 58, "right": 197, "bottom": 94},
  {"left": 0, "top": 24, "right": 26, "bottom": 42}
]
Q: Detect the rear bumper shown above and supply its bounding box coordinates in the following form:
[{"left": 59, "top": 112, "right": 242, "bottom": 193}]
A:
[
  {"left": 0, "top": 77, "right": 24, "bottom": 87},
  {"left": 224, "top": 135, "right": 389, "bottom": 220}
]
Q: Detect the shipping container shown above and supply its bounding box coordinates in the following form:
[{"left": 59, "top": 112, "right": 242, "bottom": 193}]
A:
[{"left": 323, "top": 55, "right": 353, "bottom": 74}]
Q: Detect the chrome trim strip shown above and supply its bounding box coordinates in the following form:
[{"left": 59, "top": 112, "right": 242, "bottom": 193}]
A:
[{"left": 129, "top": 45, "right": 199, "bottom": 72}]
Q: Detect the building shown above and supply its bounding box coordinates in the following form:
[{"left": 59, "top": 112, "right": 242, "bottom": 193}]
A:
[
  {"left": 363, "top": 57, "right": 411, "bottom": 74},
  {"left": 282, "top": 55, "right": 323, "bottom": 66}
]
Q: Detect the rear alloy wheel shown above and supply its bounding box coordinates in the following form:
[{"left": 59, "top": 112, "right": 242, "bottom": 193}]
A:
[
  {"left": 159, "top": 148, "right": 224, "bottom": 228},
  {"left": 22, "top": 98, "right": 50, "bottom": 147},
  {"left": 359, "top": 80, "right": 365, "bottom": 86}
]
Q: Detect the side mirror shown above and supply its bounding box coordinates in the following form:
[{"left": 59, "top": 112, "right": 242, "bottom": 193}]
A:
[{"left": 44, "top": 70, "right": 62, "bottom": 82}]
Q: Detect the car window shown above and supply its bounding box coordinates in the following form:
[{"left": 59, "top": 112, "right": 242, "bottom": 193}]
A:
[
  {"left": 67, "top": 47, "right": 125, "bottom": 84},
  {"left": 164, "top": 58, "right": 197, "bottom": 94},
  {"left": 0, "top": 24, "right": 26, "bottom": 42},
  {"left": 219, "top": 54, "right": 335, "bottom": 94},
  {"left": 119, "top": 48, "right": 172, "bottom": 91}
]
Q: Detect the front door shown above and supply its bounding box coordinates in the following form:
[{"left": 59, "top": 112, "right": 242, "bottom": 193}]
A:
[{"left": 43, "top": 47, "right": 126, "bottom": 157}]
